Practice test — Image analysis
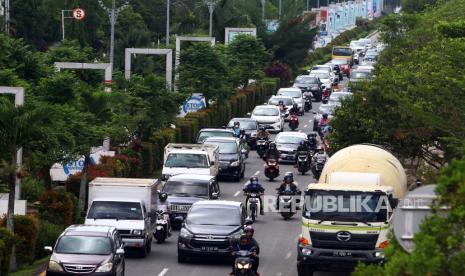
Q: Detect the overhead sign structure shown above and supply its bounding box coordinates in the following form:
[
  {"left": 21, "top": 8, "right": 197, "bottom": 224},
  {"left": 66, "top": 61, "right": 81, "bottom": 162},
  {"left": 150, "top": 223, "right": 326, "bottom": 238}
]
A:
[
  {"left": 225, "top": 28, "right": 257, "bottom": 44},
  {"left": 72, "top": 8, "right": 86, "bottom": 20}
]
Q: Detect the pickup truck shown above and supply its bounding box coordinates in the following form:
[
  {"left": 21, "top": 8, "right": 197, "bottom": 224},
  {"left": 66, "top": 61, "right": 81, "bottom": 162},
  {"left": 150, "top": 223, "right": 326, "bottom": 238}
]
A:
[{"left": 161, "top": 143, "right": 219, "bottom": 181}]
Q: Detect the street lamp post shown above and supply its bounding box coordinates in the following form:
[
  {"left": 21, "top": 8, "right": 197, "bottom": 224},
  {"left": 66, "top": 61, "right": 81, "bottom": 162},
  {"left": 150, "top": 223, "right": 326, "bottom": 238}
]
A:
[
  {"left": 4, "top": 0, "right": 10, "bottom": 35},
  {"left": 166, "top": 0, "right": 170, "bottom": 46},
  {"left": 261, "top": 0, "right": 265, "bottom": 22},
  {"left": 279, "top": 0, "right": 282, "bottom": 19},
  {"left": 205, "top": 0, "right": 219, "bottom": 37}
]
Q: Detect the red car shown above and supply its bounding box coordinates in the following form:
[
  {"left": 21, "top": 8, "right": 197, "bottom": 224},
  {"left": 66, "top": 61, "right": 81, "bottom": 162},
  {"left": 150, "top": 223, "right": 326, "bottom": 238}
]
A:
[{"left": 331, "top": 59, "right": 351, "bottom": 77}]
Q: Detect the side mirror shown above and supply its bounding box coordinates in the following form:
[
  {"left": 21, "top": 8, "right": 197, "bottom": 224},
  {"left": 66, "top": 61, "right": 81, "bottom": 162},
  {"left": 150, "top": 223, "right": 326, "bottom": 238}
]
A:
[
  {"left": 211, "top": 192, "right": 219, "bottom": 199},
  {"left": 116, "top": 248, "right": 125, "bottom": 255},
  {"left": 159, "top": 192, "right": 168, "bottom": 202},
  {"left": 44, "top": 246, "right": 53, "bottom": 253},
  {"left": 210, "top": 161, "right": 215, "bottom": 166}
]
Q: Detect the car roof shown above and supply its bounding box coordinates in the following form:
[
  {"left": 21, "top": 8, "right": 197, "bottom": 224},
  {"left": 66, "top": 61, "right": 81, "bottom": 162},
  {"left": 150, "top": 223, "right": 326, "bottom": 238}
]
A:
[
  {"left": 168, "top": 174, "right": 215, "bottom": 182},
  {"left": 204, "top": 137, "right": 239, "bottom": 143},
  {"left": 278, "top": 87, "right": 301, "bottom": 92},
  {"left": 199, "top": 128, "right": 234, "bottom": 133},
  {"left": 310, "top": 70, "right": 329, "bottom": 74},
  {"left": 270, "top": 95, "right": 293, "bottom": 100},
  {"left": 229, "top": 118, "right": 256, "bottom": 122},
  {"left": 192, "top": 200, "right": 241, "bottom": 208},
  {"left": 276, "top": 131, "right": 308, "bottom": 138},
  {"left": 63, "top": 225, "right": 115, "bottom": 237}
]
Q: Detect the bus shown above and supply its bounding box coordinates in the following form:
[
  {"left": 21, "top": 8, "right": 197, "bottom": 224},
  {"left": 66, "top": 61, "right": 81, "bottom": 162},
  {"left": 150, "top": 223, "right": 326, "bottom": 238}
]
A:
[{"left": 332, "top": 46, "right": 354, "bottom": 66}]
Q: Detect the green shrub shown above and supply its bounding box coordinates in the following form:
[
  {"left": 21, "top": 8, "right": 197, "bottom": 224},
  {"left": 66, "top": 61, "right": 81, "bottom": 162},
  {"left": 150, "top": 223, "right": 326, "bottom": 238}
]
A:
[
  {"left": 0, "top": 228, "right": 14, "bottom": 275},
  {"left": 38, "top": 189, "right": 75, "bottom": 226},
  {"left": 35, "top": 220, "right": 65, "bottom": 259},
  {"left": 0, "top": 215, "right": 39, "bottom": 266},
  {"left": 21, "top": 177, "right": 45, "bottom": 203}
]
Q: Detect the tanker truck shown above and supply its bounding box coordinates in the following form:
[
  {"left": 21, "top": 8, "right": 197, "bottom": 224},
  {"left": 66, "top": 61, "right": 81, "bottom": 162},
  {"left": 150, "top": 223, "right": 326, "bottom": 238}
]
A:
[{"left": 297, "top": 144, "right": 407, "bottom": 275}]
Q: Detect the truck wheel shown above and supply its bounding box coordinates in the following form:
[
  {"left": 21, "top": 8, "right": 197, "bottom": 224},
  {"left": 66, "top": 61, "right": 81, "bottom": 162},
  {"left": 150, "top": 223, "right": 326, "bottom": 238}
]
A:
[{"left": 297, "top": 263, "right": 314, "bottom": 276}]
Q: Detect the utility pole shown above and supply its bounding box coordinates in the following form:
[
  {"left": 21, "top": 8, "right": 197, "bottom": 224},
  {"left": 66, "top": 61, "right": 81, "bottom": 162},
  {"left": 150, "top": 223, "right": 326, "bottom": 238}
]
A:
[
  {"left": 261, "top": 0, "right": 265, "bottom": 22},
  {"left": 166, "top": 0, "right": 170, "bottom": 46},
  {"left": 279, "top": 0, "right": 282, "bottom": 19},
  {"left": 98, "top": 0, "right": 129, "bottom": 80},
  {"left": 4, "top": 0, "right": 10, "bottom": 35},
  {"left": 306, "top": 0, "right": 309, "bottom": 11},
  {"left": 205, "top": 0, "right": 219, "bottom": 37}
]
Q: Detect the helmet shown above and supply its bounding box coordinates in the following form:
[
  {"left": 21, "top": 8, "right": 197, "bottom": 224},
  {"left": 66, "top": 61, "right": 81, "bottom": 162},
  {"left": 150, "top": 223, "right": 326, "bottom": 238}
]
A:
[
  {"left": 250, "top": 176, "right": 259, "bottom": 185},
  {"left": 299, "top": 140, "right": 306, "bottom": 146},
  {"left": 159, "top": 192, "right": 168, "bottom": 202},
  {"left": 234, "top": 121, "right": 240, "bottom": 127},
  {"left": 322, "top": 113, "right": 328, "bottom": 119},
  {"left": 284, "top": 172, "right": 294, "bottom": 183},
  {"left": 244, "top": 226, "right": 255, "bottom": 235},
  {"left": 278, "top": 100, "right": 284, "bottom": 105},
  {"left": 259, "top": 126, "right": 265, "bottom": 131},
  {"left": 308, "top": 132, "right": 317, "bottom": 138},
  {"left": 269, "top": 142, "right": 276, "bottom": 150}
]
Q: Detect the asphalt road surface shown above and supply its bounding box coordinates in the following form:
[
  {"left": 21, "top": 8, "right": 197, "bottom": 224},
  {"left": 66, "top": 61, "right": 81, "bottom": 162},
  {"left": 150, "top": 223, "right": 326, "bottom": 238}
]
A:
[{"left": 126, "top": 76, "right": 351, "bottom": 276}]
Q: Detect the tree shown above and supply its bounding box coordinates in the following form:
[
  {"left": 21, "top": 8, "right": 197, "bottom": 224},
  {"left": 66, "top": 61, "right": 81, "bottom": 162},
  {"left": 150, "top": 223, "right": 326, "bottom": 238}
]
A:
[{"left": 227, "top": 34, "right": 270, "bottom": 88}]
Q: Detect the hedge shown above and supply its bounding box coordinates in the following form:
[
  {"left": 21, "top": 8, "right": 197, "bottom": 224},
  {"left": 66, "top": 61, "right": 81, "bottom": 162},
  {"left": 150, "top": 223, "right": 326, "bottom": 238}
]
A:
[
  {"left": 35, "top": 220, "right": 65, "bottom": 259},
  {"left": 0, "top": 228, "right": 14, "bottom": 275},
  {"left": 139, "top": 78, "right": 278, "bottom": 177},
  {"left": 38, "top": 189, "right": 77, "bottom": 226},
  {"left": 0, "top": 215, "right": 39, "bottom": 266}
]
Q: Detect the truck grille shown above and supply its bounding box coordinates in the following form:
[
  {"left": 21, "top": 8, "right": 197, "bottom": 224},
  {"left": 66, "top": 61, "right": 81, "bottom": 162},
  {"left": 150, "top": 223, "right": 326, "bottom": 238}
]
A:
[
  {"left": 169, "top": 204, "right": 192, "bottom": 213},
  {"left": 310, "top": 231, "right": 378, "bottom": 250},
  {"left": 63, "top": 264, "right": 96, "bottom": 274}
]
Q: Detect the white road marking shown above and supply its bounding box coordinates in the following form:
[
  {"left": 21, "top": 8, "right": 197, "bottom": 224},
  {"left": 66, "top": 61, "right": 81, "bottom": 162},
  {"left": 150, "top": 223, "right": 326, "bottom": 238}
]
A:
[
  {"left": 254, "top": 170, "right": 260, "bottom": 175},
  {"left": 234, "top": 191, "right": 241, "bottom": 197},
  {"left": 304, "top": 124, "right": 308, "bottom": 128},
  {"left": 158, "top": 268, "right": 169, "bottom": 276},
  {"left": 285, "top": 251, "right": 292, "bottom": 259}
]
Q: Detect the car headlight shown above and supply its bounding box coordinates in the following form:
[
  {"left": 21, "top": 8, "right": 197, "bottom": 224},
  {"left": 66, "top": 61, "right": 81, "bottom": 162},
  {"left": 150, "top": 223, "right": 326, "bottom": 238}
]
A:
[
  {"left": 229, "top": 231, "right": 242, "bottom": 241},
  {"left": 95, "top": 262, "right": 113, "bottom": 273},
  {"left": 180, "top": 228, "right": 193, "bottom": 239},
  {"left": 48, "top": 261, "right": 63, "bottom": 272},
  {"left": 132, "top": 229, "right": 144, "bottom": 236},
  {"left": 162, "top": 174, "right": 171, "bottom": 181},
  {"left": 230, "top": 160, "right": 240, "bottom": 167}
]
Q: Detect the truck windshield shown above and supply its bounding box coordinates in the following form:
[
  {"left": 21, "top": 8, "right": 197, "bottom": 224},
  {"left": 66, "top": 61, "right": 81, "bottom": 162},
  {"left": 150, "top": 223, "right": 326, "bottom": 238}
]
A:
[
  {"left": 87, "top": 201, "right": 143, "bottom": 220},
  {"left": 165, "top": 153, "right": 208, "bottom": 168},
  {"left": 304, "top": 191, "right": 389, "bottom": 223},
  {"left": 163, "top": 181, "right": 208, "bottom": 197}
]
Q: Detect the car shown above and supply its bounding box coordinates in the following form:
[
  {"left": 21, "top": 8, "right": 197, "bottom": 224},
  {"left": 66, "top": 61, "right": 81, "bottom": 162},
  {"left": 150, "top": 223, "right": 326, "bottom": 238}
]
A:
[
  {"left": 349, "top": 70, "right": 373, "bottom": 83},
  {"left": 309, "top": 71, "right": 333, "bottom": 95},
  {"left": 45, "top": 225, "right": 125, "bottom": 276},
  {"left": 227, "top": 118, "right": 258, "bottom": 148},
  {"left": 357, "top": 65, "right": 374, "bottom": 73},
  {"left": 249, "top": 105, "right": 284, "bottom": 133},
  {"left": 196, "top": 128, "right": 235, "bottom": 144},
  {"left": 293, "top": 75, "right": 323, "bottom": 101},
  {"left": 161, "top": 174, "right": 220, "bottom": 228},
  {"left": 313, "top": 104, "right": 336, "bottom": 131},
  {"left": 275, "top": 132, "right": 308, "bottom": 163},
  {"left": 204, "top": 137, "right": 246, "bottom": 181},
  {"left": 330, "top": 58, "right": 351, "bottom": 77},
  {"left": 268, "top": 95, "right": 295, "bottom": 120},
  {"left": 276, "top": 87, "right": 304, "bottom": 114},
  {"left": 310, "top": 65, "right": 335, "bottom": 80},
  {"left": 328, "top": 92, "right": 353, "bottom": 107},
  {"left": 177, "top": 200, "right": 245, "bottom": 262}
]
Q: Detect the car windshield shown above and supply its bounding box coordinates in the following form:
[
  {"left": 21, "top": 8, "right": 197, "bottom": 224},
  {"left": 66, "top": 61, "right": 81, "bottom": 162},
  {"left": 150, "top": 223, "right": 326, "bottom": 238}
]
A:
[
  {"left": 333, "top": 47, "right": 352, "bottom": 56},
  {"left": 331, "top": 59, "right": 348, "bottom": 65},
  {"left": 351, "top": 71, "right": 372, "bottom": 79},
  {"left": 253, "top": 107, "right": 279, "bottom": 116},
  {"left": 269, "top": 97, "right": 293, "bottom": 106},
  {"left": 295, "top": 77, "right": 318, "bottom": 84},
  {"left": 163, "top": 181, "right": 208, "bottom": 196},
  {"left": 205, "top": 141, "right": 237, "bottom": 154},
  {"left": 55, "top": 236, "right": 112, "bottom": 255},
  {"left": 165, "top": 153, "right": 209, "bottom": 168},
  {"left": 227, "top": 120, "right": 257, "bottom": 129},
  {"left": 198, "top": 131, "right": 234, "bottom": 142},
  {"left": 310, "top": 73, "right": 329, "bottom": 80},
  {"left": 276, "top": 135, "right": 306, "bottom": 144},
  {"left": 187, "top": 206, "right": 240, "bottom": 226},
  {"left": 278, "top": 90, "right": 301, "bottom": 98},
  {"left": 87, "top": 201, "right": 143, "bottom": 220},
  {"left": 304, "top": 191, "right": 388, "bottom": 223}
]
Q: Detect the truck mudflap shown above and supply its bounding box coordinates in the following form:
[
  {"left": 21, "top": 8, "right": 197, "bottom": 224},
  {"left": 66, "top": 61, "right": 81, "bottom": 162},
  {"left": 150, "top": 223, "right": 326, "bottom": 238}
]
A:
[{"left": 297, "top": 244, "right": 385, "bottom": 270}]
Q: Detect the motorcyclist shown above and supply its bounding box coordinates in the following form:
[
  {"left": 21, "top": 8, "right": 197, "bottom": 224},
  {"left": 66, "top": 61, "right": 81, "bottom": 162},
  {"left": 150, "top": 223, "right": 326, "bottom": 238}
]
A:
[
  {"left": 277, "top": 100, "right": 287, "bottom": 113},
  {"left": 239, "top": 128, "right": 247, "bottom": 140},
  {"left": 244, "top": 226, "right": 260, "bottom": 273},
  {"left": 230, "top": 235, "right": 259, "bottom": 276},
  {"left": 232, "top": 121, "right": 241, "bottom": 137},
  {"left": 243, "top": 176, "right": 265, "bottom": 215},
  {"left": 263, "top": 142, "right": 280, "bottom": 161},
  {"left": 256, "top": 126, "right": 270, "bottom": 140},
  {"left": 289, "top": 103, "right": 300, "bottom": 115},
  {"left": 307, "top": 132, "right": 319, "bottom": 151},
  {"left": 318, "top": 113, "right": 331, "bottom": 128},
  {"left": 312, "top": 146, "right": 329, "bottom": 164},
  {"left": 296, "top": 140, "right": 309, "bottom": 153},
  {"left": 277, "top": 172, "right": 298, "bottom": 194}
]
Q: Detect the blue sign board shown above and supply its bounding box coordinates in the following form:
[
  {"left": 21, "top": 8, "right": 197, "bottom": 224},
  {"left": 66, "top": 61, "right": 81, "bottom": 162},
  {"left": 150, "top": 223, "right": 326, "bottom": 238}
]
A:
[{"left": 183, "top": 96, "right": 206, "bottom": 114}]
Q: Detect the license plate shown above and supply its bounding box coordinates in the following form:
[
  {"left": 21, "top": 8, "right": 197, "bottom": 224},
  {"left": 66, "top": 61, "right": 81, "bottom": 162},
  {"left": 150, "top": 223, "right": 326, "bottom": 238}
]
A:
[
  {"left": 333, "top": 251, "right": 351, "bottom": 257},
  {"left": 201, "top": 247, "right": 218, "bottom": 252}
]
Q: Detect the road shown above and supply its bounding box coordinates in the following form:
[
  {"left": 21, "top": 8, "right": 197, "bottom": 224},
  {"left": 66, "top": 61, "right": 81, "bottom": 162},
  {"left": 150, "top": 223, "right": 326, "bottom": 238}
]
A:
[{"left": 126, "top": 79, "right": 349, "bottom": 276}]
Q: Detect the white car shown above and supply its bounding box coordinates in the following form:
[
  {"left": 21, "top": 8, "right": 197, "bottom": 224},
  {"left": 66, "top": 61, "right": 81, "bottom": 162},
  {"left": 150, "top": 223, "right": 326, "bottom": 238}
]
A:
[
  {"left": 250, "top": 105, "right": 284, "bottom": 133},
  {"left": 309, "top": 70, "right": 334, "bottom": 93},
  {"left": 328, "top": 92, "right": 353, "bottom": 107},
  {"left": 276, "top": 87, "right": 304, "bottom": 114},
  {"left": 268, "top": 95, "right": 295, "bottom": 121}
]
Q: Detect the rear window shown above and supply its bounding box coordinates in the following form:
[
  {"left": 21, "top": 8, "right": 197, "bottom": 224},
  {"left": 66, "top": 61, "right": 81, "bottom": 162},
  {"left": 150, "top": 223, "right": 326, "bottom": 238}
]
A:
[
  {"left": 269, "top": 97, "right": 293, "bottom": 105},
  {"left": 278, "top": 90, "right": 301, "bottom": 98}
]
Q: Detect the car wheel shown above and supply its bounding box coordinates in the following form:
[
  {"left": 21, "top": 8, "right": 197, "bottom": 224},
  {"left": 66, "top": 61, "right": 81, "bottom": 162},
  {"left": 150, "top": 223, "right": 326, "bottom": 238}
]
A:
[
  {"left": 139, "top": 245, "right": 147, "bottom": 258},
  {"left": 178, "top": 254, "right": 187, "bottom": 263},
  {"left": 234, "top": 175, "right": 241, "bottom": 182},
  {"left": 297, "top": 263, "right": 314, "bottom": 276},
  {"left": 146, "top": 238, "right": 152, "bottom": 254}
]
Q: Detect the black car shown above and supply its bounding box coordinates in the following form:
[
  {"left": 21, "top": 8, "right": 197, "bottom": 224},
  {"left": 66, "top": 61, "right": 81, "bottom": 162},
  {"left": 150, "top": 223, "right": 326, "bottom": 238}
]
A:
[
  {"left": 177, "top": 201, "right": 246, "bottom": 262},
  {"left": 275, "top": 132, "right": 309, "bottom": 163},
  {"left": 204, "top": 137, "right": 246, "bottom": 181},
  {"left": 227, "top": 118, "right": 258, "bottom": 148},
  {"left": 160, "top": 174, "right": 220, "bottom": 228},
  {"left": 45, "top": 225, "right": 125, "bottom": 276},
  {"left": 293, "top": 75, "right": 322, "bottom": 101}
]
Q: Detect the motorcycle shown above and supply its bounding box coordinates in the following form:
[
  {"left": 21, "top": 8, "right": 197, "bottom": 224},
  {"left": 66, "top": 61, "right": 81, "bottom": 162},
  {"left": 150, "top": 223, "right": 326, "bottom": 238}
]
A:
[
  {"left": 297, "top": 151, "right": 310, "bottom": 175},
  {"left": 264, "top": 159, "right": 279, "bottom": 181},
  {"left": 154, "top": 209, "right": 171, "bottom": 243},
  {"left": 233, "top": 248, "right": 257, "bottom": 276},
  {"left": 277, "top": 189, "right": 301, "bottom": 220},
  {"left": 245, "top": 192, "right": 261, "bottom": 222},
  {"left": 289, "top": 114, "right": 299, "bottom": 131},
  {"left": 312, "top": 158, "right": 326, "bottom": 180},
  {"left": 321, "top": 89, "right": 330, "bottom": 104},
  {"left": 303, "top": 93, "right": 312, "bottom": 112},
  {"left": 256, "top": 138, "right": 269, "bottom": 158}
]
